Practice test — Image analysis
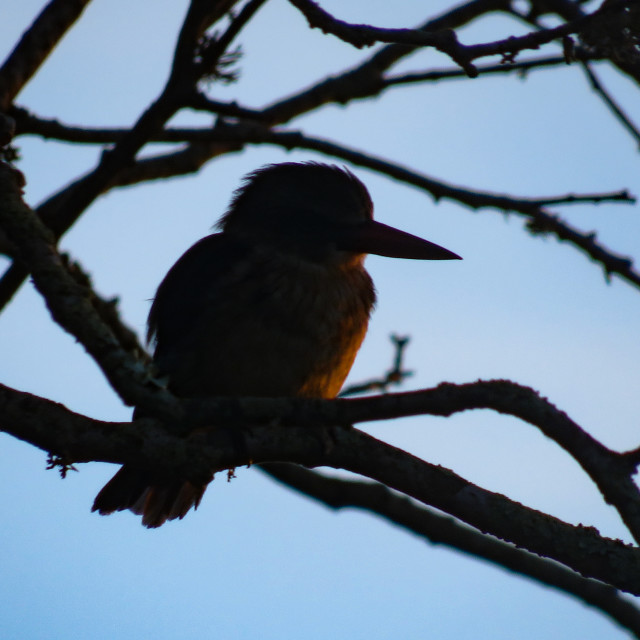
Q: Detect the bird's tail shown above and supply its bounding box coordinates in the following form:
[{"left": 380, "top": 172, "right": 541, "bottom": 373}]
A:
[{"left": 92, "top": 466, "right": 207, "bottom": 528}]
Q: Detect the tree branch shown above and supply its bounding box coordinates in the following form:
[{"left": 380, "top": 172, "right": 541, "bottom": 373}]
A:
[
  {"left": 383, "top": 54, "right": 591, "bottom": 86},
  {"left": 335, "top": 380, "right": 640, "bottom": 543},
  {"left": 1, "top": 380, "right": 640, "bottom": 594},
  {"left": 259, "top": 0, "right": 512, "bottom": 125},
  {"left": 5, "top": 208, "right": 632, "bottom": 546},
  {"left": 287, "top": 0, "right": 632, "bottom": 77},
  {"left": 340, "top": 334, "right": 413, "bottom": 396},
  {"left": 288, "top": 0, "right": 478, "bottom": 77},
  {"left": 580, "top": 61, "right": 640, "bottom": 149},
  {"left": 207, "top": 125, "right": 639, "bottom": 289},
  {"left": 0, "top": 0, "right": 92, "bottom": 111},
  {"left": 0, "top": 161, "right": 176, "bottom": 415},
  {"left": 2, "top": 1, "right": 639, "bottom": 627},
  {"left": 518, "top": 0, "right": 640, "bottom": 86},
  {"left": 0, "top": 0, "right": 527, "bottom": 308},
  {"left": 261, "top": 463, "right": 640, "bottom": 638},
  {"left": 194, "top": 0, "right": 269, "bottom": 80},
  {"left": 10, "top": 115, "right": 636, "bottom": 292},
  {"left": 110, "top": 375, "right": 640, "bottom": 543},
  {"left": 0, "top": 0, "right": 245, "bottom": 307}
]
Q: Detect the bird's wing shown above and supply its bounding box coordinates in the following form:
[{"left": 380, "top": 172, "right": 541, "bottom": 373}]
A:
[{"left": 146, "top": 232, "right": 250, "bottom": 368}]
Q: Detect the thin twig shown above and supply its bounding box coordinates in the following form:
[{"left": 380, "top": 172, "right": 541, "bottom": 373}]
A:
[
  {"left": 196, "top": 0, "right": 269, "bottom": 78},
  {"left": 386, "top": 55, "right": 569, "bottom": 85},
  {"left": 340, "top": 335, "right": 413, "bottom": 396},
  {"left": 384, "top": 52, "right": 602, "bottom": 86},
  {"left": 527, "top": 191, "right": 634, "bottom": 206},
  {"left": 581, "top": 61, "right": 640, "bottom": 149}
]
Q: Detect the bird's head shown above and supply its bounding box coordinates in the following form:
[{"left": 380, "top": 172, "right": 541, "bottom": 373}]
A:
[{"left": 218, "top": 162, "right": 461, "bottom": 265}]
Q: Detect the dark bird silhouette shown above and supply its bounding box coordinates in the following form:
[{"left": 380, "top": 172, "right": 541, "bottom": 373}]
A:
[{"left": 92, "top": 162, "right": 460, "bottom": 527}]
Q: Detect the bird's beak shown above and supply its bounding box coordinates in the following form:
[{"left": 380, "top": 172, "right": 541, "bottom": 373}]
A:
[{"left": 337, "top": 220, "right": 461, "bottom": 260}]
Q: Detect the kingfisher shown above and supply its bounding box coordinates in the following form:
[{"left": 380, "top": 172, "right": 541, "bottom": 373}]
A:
[{"left": 92, "top": 162, "right": 460, "bottom": 527}]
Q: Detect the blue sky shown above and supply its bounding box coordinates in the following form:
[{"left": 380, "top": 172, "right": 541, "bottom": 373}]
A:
[{"left": 1, "top": 1, "right": 640, "bottom": 638}]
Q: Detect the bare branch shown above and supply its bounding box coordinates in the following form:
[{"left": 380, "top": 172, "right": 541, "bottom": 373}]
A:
[
  {"left": 61, "top": 253, "right": 150, "bottom": 363},
  {"left": 167, "top": 0, "right": 240, "bottom": 86},
  {"left": 3, "top": 204, "right": 636, "bottom": 555},
  {"left": 0, "top": 1, "right": 522, "bottom": 309},
  {"left": 261, "top": 463, "right": 640, "bottom": 638},
  {"left": 10, "top": 105, "right": 259, "bottom": 144},
  {"left": 288, "top": 0, "right": 479, "bottom": 77},
  {"left": 0, "top": 0, "right": 92, "bottom": 111},
  {"left": 527, "top": 191, "right": 634, "bottom": 206},
  {"left": 338, "top": 428, "right": 640, "bottom": 596},
  {"left": 0, "top": 162, "right": 177, "bottom": 416},
  {"left": 287, "top": 0, "right": 632, "bottom": 78},
  {"left": 335, "top": 380, "right": 640, "bottom": 542},
  {"left": 517, "top": 0, "right": 640, "bottom": 86},
  {"left": 2, "top": 380, "right": 640, "bottom": 594},
  {"left": 463, "top": 1, "right": 631, "bottom": 62},
  {"left": 260, "top": 0, "right": 512, "bottom": 125},
  {"left": 340, "top": 334, "right": 413, "bottom": 397},
  {"left": 195, "top": 0, "right": 269, "bottom": 80},
  {"left": 2, "top": 0, "right": 639, "bottom": 625},
  {"left": 383, "top": 54, "right": 587, "bottom": 86},
  {"left": 10, "top": 115, "right": 636, "bottom": 293},
  {"left": 209, "top": 125, "right": 639, "bottom": 289},
  {"left": 580, "top": 61, "right": 640, "bottom": 149},
  {"left": 0, "top": 0, "right": 248, "bottom": 308}
]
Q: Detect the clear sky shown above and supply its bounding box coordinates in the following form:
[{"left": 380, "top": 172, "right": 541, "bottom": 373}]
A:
[{"left": 1, "top": 1, "right": 640, "bottom": 639}]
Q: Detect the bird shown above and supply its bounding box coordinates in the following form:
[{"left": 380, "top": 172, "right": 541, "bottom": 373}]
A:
[{"left": 92, "top": 161, "right": 461, "bottom": 527}]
